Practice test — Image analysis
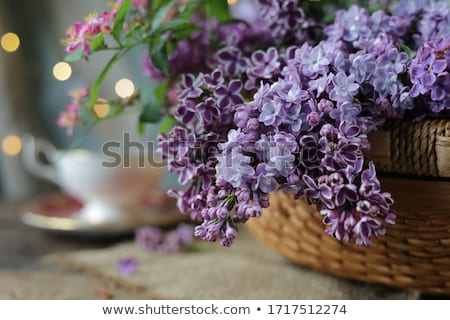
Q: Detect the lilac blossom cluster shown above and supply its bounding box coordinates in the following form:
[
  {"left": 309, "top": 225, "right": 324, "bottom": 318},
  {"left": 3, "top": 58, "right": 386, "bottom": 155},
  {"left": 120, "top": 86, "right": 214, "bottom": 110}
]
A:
[
  {"left": 390, "top": 0, "right": 450, "bottom": 45},
  {"left": 409, "top": 38, "right": 450, "bottom": 113},
  {"left": 135, "top": 223, "right": 194, "bottom": 253},
  {"left": 156, "top": 1, "right": 450, "bottom": 247}
]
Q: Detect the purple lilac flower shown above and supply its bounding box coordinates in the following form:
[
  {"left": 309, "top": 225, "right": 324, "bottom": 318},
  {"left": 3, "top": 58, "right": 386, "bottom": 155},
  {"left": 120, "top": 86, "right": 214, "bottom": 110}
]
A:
[
  {"left": 301, "top": 45, "right": 330, "bottom": 78},
  {"left": 214, "top": 80, "right": 244, "bottom": 110},
  {"left": 135, "top": 226, "right": 162, "bottom": 251},
  {"left": 431, "top": 73, "right": 450, "bottom": 101},
  {"left": 135, "top": 224, "right": 195, "bottom": 253},
  {"left": 117, "top": 256, "right": 138, "bottom": 276},
  {"left": 350, "top": 52, "right": 376, "bottom": 83},
  {"left": 216, "top": 150, "right": 255, "bottom": 189},
  {"left": 248, "top": 47, "right": 281, "bottom": 79},
  {"left": 410, "top": 50, "right": 447, "bottom": 88},
  {"left": 155, "top": 1, "right": 450, "bottom": 248},
  {"left": 409, "top": 38, "right": 450, "bottom": 102},
  {"left": 329, "top": 72, "right": 360, "bottom": 102},
  {"left": 178, "top": 74, "right": 203, "bottom": 100},
  {"left": 216, "top": 46, "right": 247, "bottom": 77},
  {"left": 257, "top": 0, "right": 309, "bottom": 43}
]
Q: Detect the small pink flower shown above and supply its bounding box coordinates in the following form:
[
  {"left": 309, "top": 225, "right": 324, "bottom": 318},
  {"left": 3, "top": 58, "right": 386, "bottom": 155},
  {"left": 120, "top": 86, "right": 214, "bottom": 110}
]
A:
[
  {"left": 67, "top": 87, "right": 90, "bottom": 102},
  {"left": 62, "top": 11, "right": 113, "bottom": 58},
  {"left": 58, "top": 87, "right": 90, "bottom": 135},
  {"left": 57, "top": 108, "right": 80, "bottom": 136}
]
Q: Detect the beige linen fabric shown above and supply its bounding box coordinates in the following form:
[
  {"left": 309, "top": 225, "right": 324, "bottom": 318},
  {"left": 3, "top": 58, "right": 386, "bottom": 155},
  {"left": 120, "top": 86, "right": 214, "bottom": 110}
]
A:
[{"left": 50, "top": 230, "right": 418, "bottom": 300}]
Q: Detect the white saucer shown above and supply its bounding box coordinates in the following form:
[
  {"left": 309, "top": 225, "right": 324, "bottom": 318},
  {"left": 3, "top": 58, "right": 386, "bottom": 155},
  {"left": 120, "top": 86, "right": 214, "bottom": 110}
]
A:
[{"left": 20, "top": 193, "right": 187, "bottom": 237}]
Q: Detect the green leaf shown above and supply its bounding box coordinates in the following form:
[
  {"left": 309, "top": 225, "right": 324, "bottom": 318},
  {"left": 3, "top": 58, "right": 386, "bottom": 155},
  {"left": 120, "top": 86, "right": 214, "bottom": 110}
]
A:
[
  {"left": 206, "top": 0, "right": 230, "bottom": 22},
  {"left": 112, "top": 0, "right": 132, "bottom": 44},
  {"left": 368, "top": 3, "right": 384, "bottom": 14},
  {"left": 89, "top": 48, "right": 130, "bottom": 107},
  {"left": 90, "top": 32, "right": 106, "bottom": 52},
  {"left": 140, "top": 102, "right": 164, "bottom": 123},
  {"left": 151, "top": 0, "right": 167, "bottom": 11},
  {"left": 137, "top": 121, "right": 146, "bottom": 135},
  {"left": 156, "top": 18, "right": 191, "bottom": 33},
  {"left": 400, "top": 44, "right": 416, "bottom": 60},
  {"left": 151, "top": 0, "right": 177, "bottom": 30},
  {"left": 155, "top": 79, "right": 169, "bottom": 101},
  {"left": 171, "top": 24, "right": 200, "bottom": 40},
  {"left": 150, "top": 35, "right": 169, "bottom": 75},
  {"left": 159, "top": 114, "right": 175, "bottom": 133},
  {"left": 64, "top": 48, "right": 85, "bottom": 62}
]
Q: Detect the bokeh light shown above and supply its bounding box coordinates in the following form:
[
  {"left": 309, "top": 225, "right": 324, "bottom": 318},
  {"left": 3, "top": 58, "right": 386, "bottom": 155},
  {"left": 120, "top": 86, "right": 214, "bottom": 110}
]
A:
[
  {"left": 53, "top": 62, "right": 72, "bottom": 81},
  {"left": 1, "top": 32, "right": 20, "bottom": 52},
  {"left": 94, "top": 99, "right": 111, "bottom": 119},
  {"left": 227, "top": 0, "right": 238, "bottom": 5},
  {"left": 2, "top": 135, "right": 22, "bottom": 156},
  {"left": 114, "top": 78, "right": 135, "bottom": 98}
]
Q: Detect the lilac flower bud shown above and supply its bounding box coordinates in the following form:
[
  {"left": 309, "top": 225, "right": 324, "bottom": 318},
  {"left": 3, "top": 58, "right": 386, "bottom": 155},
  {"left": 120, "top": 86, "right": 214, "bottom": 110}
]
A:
[
  {"left": 176, "top": 223, "right": 194, "bottom": 245},
  {"left": 236, "top": 188, "right": 250, "bottom": 202},
  {"left": 306, "top": 111, "right": 321, "bottom": 126},
  {"left": 246, "top": 118, "right": 260, "bottom": 130},
  {"left": 234, "top": 109, "right": 250, "bottom": 128},
  {"left": 385, "top": 212, "right": 396, "bottom": 225},
  {"left": 216, "top": 206, "right": 229, "bottom": 219},
  {"left": 234, "top": 204, "right": 248, "bottom": 223},
  {"left": 224, "top": 220, "right": 238, "bottom": 240},
  {"left": 318, "top": 99, "right": 334, "bottom": 113},
  {"left": 220, "top": 236, "right": 233, "bottom": 247},
  {"left": 217, "top": 189, "right": 228, "bottom": 199},
  {"left": 247, "top": 204, "right": 262, "bottom": 218},
  {"left": 320, "top": 124, "right": 338, "bottom": 140},
  {"left": 258, "top": 194, "right": 270, "bottom": 208},
  {"left": 190, "top": 210, "right": 202, "bottom": 221},
  {"left": 194, "top": 225, "right": 207, "bottom": 238},
  {"left": 206, "top": 190, "right": 218, "bottom": 207},
  {"left": 201, "top": 208, "right": 210, "bottom": 220},
  {"left": 287, "top": 173, "right": 300, "bottom": 185},
  {"left": 208, "top": 207, "right": 219, "bottom": 219},
  {"left": 135, "top": 227, "right": 162, "bottom": 251}
]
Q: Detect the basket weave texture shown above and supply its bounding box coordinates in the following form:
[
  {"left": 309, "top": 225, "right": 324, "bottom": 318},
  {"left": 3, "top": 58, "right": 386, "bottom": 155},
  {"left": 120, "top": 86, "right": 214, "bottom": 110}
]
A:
[{"left": 247, "top": 119, "right": 450, "bottom": 294}]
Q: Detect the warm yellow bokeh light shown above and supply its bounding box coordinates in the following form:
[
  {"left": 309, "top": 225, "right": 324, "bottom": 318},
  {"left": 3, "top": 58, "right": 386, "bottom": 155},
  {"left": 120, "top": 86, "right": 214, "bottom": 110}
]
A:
[
  {"left": 1, "top": 32, "right": 20, "bottom": 52},
  {"left": 227, "top": 0, "right": 238, "bottom": 5},
  {"left": 2, "top": 135, "right": 22, "bottom": 156},
  {"left": 115, "top": 78, "right": 135, "bottom": 98},
  {"left": 94, "top": 99, "right": 110, "bottom": 119},
  {"left": 53, "top": 62, "right": 72, "bottom": 81}
]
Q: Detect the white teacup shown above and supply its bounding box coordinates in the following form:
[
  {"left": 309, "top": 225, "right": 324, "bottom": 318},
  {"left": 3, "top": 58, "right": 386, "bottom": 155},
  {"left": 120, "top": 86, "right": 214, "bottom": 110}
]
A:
[{"left": 22, "top": 136, "right": 163, "bottom": 225}]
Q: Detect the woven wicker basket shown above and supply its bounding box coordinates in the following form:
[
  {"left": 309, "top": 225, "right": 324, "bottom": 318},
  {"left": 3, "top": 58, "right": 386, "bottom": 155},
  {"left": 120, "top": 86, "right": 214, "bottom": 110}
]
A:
[{"left": 247, "top": 119, "right": 450, "bottom": 294}]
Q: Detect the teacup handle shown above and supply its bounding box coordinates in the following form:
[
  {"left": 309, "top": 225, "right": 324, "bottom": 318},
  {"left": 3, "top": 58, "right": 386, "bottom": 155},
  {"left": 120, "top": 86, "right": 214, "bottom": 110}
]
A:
[{"left": 21, "top": 135, "right": 59, "bottom": 184}]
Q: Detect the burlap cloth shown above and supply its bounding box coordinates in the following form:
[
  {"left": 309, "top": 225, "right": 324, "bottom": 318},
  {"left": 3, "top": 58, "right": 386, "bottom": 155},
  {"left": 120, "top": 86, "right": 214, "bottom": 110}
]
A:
[{"left": 46, "top": 229, "right": 418, "bottom": 299}]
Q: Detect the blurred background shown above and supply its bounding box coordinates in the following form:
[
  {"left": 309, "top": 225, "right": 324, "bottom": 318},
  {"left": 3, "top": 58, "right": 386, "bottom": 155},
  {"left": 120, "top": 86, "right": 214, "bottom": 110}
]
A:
[{"left": 0, "top": 0, "right": 157, "bottom": 200}]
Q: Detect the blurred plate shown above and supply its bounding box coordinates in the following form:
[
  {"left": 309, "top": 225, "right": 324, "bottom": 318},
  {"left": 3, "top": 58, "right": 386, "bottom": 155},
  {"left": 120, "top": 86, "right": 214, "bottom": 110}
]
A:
[{"left": 20, "top": 193, "right": 186, "bottom": 237}]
